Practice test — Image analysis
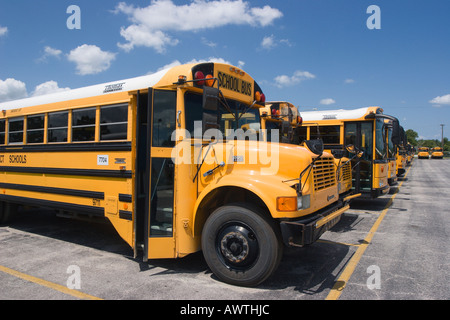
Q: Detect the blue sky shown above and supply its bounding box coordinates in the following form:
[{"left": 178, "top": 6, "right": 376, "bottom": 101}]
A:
[{"left": 1, "top": 0, "right": 449, "bottom": 140}]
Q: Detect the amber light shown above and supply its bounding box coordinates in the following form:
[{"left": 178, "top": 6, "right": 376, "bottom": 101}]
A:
[
  {"left": 276, "top": 197, "right": 297, "bottom": 212},
  {"left": 205, "top": 74, "right": 214, "bottom": 87}
]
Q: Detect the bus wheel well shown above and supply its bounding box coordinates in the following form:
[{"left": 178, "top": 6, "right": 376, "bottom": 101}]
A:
[{"left": 194, "top": 187, "right": 271, "bottom": 238}]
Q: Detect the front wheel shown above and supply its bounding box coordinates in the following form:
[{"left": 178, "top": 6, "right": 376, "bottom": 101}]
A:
[{"left": 201, "top": 204, "right": 282, "bottom": 287}]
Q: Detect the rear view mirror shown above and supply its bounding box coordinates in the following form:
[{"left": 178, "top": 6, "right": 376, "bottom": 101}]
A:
[
  {"left": 305, "top": 139, "right": 324, "bottom": 156},
  {"left": 346, "top": 144, "right": 363, "bottom": 158},
  {"left": 202, "top": 86, "right": 220, "bottom": 134},
  {"left": 202, "top": 86, "right": 219, "bottom": 111}
]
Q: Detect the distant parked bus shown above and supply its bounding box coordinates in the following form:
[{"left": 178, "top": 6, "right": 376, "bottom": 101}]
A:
[
  {"left": 431, "top": 147, "right": 444, "bottom": 159},
  {"left": 298, "top": 107, "right": 396, "bottom": 198},
  {"left": 418, "top": 147, "right": 430, "bottom": 159}
]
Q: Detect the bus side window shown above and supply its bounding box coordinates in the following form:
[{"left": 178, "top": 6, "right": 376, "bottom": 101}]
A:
[
  {"left": 48, "top": 111, "right": 69, "bottom": 143},
  {"left": 72, "top": 108, "right": 96, "bottom": 142},
  {"left": 8, "top": 117, "right": 24, "bottom": 144},
  {"left": 0, "top": 119, "right": 5, "bottom": 145},
  {"left": 152, "top": 90, "right": 176, "bottom": 147},
  {"left": 27, "top": 114, "right": 45, "bottom": 144},
  {"left": 100, "top": 104, "right": 128, "bottom": 141}
]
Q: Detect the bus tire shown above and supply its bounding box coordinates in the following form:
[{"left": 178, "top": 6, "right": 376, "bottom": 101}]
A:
[{"left": 201, "top": 204, "right": 282, "bottom": 287}]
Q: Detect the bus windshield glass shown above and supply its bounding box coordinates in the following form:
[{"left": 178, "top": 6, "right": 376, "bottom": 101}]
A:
[
  {"left": 184, "top": 91, "right": 261, "bottom": 139},
  {"left": 375, "top": 118, "right": 387, "bottom": 160}
]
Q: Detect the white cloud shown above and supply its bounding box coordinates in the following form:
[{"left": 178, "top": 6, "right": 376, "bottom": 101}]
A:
[
  {"left": 261, "top": 35, "right": 276, "bottom": 50},
  {"left": 31, "top": 81, "right": 70, "bottom": 97},
  {"left": 320, "top": 98, "right": 336, "bottom": 105},
  {"left": 151, "top": 57, "right": 232, "bottom": 73},
  {"left": 274, "top": 70, "right": 316, "bottom": 88},
  {"left": 344, "top": 78, "right": 355, "bottom": 84},
  {"left": 67, "top": 44, "right": 116, "bottom": 75},
  {"left": 201, "top": 37, "right": 217, "bottom": 48},
  {"left": 0, "top": 25, "right": 7, "bottom": 37},
  {"left": 261, "top": 34, "right": 291, "bottom": 50},
  {"left": 0, "top": 78, "right": 27, "bottom": 102},
  {"left": 38, "top": 46, "right": 63, "bottom": 62},
  {"left": 429, "top": 94, "right": 450, "bottom": 105},
  {"left": 43, "top": 46, "right": 62, "bottom": 58},
  {"left": 115, "top": 0, "right": 283, "bottom": 53}
]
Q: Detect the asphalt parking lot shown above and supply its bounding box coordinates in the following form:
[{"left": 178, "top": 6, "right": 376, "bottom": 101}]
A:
[{"left": 0, "top": 157, "right": 449, "bottom": 303}]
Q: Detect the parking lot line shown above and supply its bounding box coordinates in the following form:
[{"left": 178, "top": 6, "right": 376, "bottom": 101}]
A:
[
  {"left": 0, "top": 265, "right": 103, "bottom": 300},
  {"left": 325, "top": 166, "right": 412, "bottom": 300}
]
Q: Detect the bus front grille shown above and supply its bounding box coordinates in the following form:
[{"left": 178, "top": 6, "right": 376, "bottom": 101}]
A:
[
  {"left": 313, "top": 157, "right": 336, "bottom": 191},
  {"left": 341, "top": 161, "right": 352, "bottom": 182}
]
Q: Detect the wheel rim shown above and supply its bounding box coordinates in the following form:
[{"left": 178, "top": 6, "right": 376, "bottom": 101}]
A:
[{"left": 216, "top": 222, "right": 259, "bottom": 270}]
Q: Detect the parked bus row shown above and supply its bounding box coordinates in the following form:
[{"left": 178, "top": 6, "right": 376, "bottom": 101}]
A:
[{"left": 0, "top": 62, "right": 410, "bottom": 287}]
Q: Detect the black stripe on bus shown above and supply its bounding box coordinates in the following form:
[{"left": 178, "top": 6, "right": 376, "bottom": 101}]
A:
[
  {"left": 0, "top": 194, "right": 104, "bottom": 217},
  {"left": 0, "top": 166, "right": 132, "bottom": 178},
  {"left": 118, "top": 194, "right": 132, "bottom": 203},
  {"left": 119, "top": 210, "right": 133, "bottom": 221},
  {"left": 0, "top": 141, "right": 132, "bottom": 153},
  {"left": 0, "top": 182, "right": 104, "bottom": 200}
]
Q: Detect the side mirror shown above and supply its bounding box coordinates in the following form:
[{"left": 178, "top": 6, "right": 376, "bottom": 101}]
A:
[
  {"left": 331, "top": 149, "right": 344, "bottom": 159},
  {"left": 202, "top": 86, "right": 219, "bottom": 111},
  {"left": 305, "top": 139, "right": 324, "bottom": 156},
  {"left": 346, "top": 144, "right": 363, "bottom": 158},
  {"left": 202, "top": 86, "right": 220, "bottom": 134}
]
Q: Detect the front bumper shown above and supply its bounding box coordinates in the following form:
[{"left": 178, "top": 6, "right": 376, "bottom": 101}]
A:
[{"left": 279, "top": 200, "right": 350, "bottom": 247}]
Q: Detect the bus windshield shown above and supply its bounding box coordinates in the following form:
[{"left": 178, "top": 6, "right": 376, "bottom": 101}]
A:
[
  {"left": 184, "top": 91, "right": 261, "bottom": 139},
  {"left": 375, "top": 118, "right": 387, "bottom": 160}
]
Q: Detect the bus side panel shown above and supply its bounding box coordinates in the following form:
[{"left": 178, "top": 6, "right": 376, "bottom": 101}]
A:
[{"left": 0, "top": 149, "right": 134, "bottom": 247}]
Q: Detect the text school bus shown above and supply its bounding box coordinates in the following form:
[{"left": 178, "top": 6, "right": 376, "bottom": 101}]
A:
[
  {"left": 0, "top": 62, "right": 350, "bottom": 287},
  {"left": 260, "top": 102, "right": 356, "bottom": 198},
  {"left": 297, "top": 107, "right": 396, "bottom": 198}
]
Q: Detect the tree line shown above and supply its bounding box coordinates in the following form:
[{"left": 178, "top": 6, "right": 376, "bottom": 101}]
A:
[{"left": 406, "top": 129, "right": 449, "bottom": 151}]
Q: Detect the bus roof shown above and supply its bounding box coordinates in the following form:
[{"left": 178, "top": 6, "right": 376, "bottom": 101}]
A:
[
  {"left": 301, "top": 106, "right": 383, "bottom": 121},
  {"left": 0, "top": 68, "right": 171, "bottom": 111}
]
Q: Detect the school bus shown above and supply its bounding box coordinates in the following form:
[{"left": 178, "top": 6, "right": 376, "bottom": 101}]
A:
[
  {"left": 298, "top": 107, "right": 393, "bottom": 198},
  {"left": 431, "top": 147, "right": 444, "bottom": 159},
  {"left": 418, "top": 147, "right": 430, "bottom": 159},
  {"left": 384, "top": 118, "right": 398, "bottom": 185},
  {"left": 0, "top": 62, "right": 350, "bottom": 287},
  {"left": 260, "top": 102, "right": 356, "bottom": 198},
  {"left": 395, "top": 125, "right": 408, "bottom": 176}
]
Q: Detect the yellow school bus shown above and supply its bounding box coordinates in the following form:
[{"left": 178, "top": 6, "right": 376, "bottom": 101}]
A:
[
  {"left": 260, "top": 102, "right": 357, "bottom": 198},
  {"left": 384, "top": 118, "right": 398, "bottom": 185},
  {"left": 418, "top": 147, "right": 430, "bottom": 159},
  {"left": 299, "top": 107, "right": 392, "bottom": 198},
  {"left": 431, "top": 147, "right": 444, "bottom": 159},
  {"left": 0, "top": 62, "right": 350, "bottom": 287}
]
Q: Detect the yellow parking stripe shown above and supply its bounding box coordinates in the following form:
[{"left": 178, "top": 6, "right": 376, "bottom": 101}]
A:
[
  {"left": 0, "top": 265, "right": 102, "bottom": 300},
  {"left": 325, "top": 166, "right": 412, "bottom": 300}
]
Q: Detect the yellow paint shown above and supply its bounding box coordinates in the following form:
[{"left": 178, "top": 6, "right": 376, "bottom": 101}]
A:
[{"left": 0, "top": 265, "right": 102, "bottom": 300}]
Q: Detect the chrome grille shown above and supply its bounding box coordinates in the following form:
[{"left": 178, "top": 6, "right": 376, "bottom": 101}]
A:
[{"left": 313, "top": 157, "right": 336, "bottom": 191}]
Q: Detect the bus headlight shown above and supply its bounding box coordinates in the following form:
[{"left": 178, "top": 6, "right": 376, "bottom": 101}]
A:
[{"left": 297, "top": 194, "right": 310, "bottom": 210}]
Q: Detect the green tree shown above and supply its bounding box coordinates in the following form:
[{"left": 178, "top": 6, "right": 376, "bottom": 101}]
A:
[{"left": 405, "top": 129, "right": 418, "bottom": 146}]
